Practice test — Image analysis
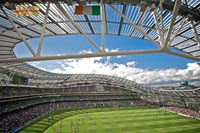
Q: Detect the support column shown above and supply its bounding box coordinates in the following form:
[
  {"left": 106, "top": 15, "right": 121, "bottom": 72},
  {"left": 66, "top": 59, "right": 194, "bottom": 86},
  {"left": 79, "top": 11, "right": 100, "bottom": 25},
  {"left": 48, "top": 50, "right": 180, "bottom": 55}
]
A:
[
  {"left": 163, "top": 0, "right": 181, "bottom": 49},
  {"left": 101, "top": 0, "right": 106, "bottom": 52},
  {"left": 37, "top": 2, "right": 51, "bottom": 56},
  {"left": 190, "top": 20, "right": 200, "bottom": 46}
]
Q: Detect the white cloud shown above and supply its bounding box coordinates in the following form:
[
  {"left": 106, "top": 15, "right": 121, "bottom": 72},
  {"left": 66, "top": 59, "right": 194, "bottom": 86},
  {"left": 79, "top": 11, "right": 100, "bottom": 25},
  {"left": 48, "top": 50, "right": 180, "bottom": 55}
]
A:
[
  {"left": 49, "top": 59, "right": 200, "bottom": 84},
  {"left": 126, "top": 61, "right": 136, "bottom": 67},
  {"left": 109, "top": 48, "right": 119, "bottom": 52},
  {"left": 79, "top": 49, "right": 93, "bottom": 54},
  {"left": 105, "top": 48, "right": 122, "bottom": 58},
  {"left": 29, "top": 50, "right": 200, "bottom": 85}
]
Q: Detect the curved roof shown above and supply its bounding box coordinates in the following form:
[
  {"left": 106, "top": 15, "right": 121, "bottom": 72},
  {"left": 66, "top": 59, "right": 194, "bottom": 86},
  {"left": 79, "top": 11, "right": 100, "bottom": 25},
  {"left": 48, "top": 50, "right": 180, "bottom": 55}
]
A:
[
  {"left": 0, "top": 0, "right": 200, "bottom": 61},
  {"left": 0, "top": 63, "right": 146, "bottom": 94},
  {"left": 1, "top": 63, "right": 199, "bottom": 107},
  {"left": 0, "top": 0, "right": 200, "bottom": 82},
  {"left": 1, "top": 62, "right": 199, "bottom": 104}
]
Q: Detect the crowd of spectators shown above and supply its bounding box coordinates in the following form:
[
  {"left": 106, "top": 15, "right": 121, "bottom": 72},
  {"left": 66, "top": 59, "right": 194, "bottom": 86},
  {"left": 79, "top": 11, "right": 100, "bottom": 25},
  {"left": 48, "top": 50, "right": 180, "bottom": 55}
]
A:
[
  {"left": 1, "top": 85, "right": 199, "bottom": 132},
  {"left": 0, "top": 85, "right": 126, "bottom": 98},
  {"left": 163, "top": 106, "right": 200, "bottom": 119},
  {"left": 0, "top": 85, "right": 140, "bottom": 132},
  {"left": 0, "top": 86, "right": 95, "bottom": 98},
  {"left": 0, "top": 99, "right": 147, "bottom": 132},
  {"left": 0, "top": 95, "right": 139, "bottom": 114}
]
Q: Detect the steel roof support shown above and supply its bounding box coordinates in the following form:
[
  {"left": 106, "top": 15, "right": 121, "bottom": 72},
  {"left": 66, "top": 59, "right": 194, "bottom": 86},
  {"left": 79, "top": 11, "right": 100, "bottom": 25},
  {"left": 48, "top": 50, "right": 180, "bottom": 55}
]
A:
[
  {"left": 168, "top": 19, "right": 186, "bottom": 45},
  {"left": 0, "top": 49, "right": 162, "bottom": 63},
  {"left": 103, "top": 4, "right": 108, "bottom": 34},
  {"left": 56, "top": 3, "right": 102, "bottom": 52},
  {"left": 101, "top": 0, "right": 106, "bottom": 52},
  {"left": 163, "top": 0, "right": 181, "bottom": 50},
  {"left": 130, "top": 8, "right": 148, "bottom": 38},
  {"left": 159, "top": 0, "right": 164, "bottom": 37},
  {"left": 190, "top": 20, "right": 200, "bottom": 47},
  {"left": 37, "top": 2, "right": 50, "bottom": 56},
  {"left": 153, "top": 9, "right": 164, "bottom": 46},
  {"left": 118, "top": 5, "right": 126, "bottom": 35},
  {"left": 164, "top": 48, "right": 200, "bottom": 61},
  {"left": 109, "top": 5, "right": 161, "bottom": 48},
  {"left": 33, "top": 2, "right": 69, "bottom": 35},
  {"left": 84, "top": 15, "right": 94, "bottom": 34},
  {"left": 175, "top": 22, "right": 199, "bottom": 41},
  {"left": 1, "top": 8, "right": 36, "bottom": 57},
  {"left": 143, "top": 10, "right": 168, "bottom": 40},
  {"left": 23, "top": 12, "right": 56, "bottom": 35}
]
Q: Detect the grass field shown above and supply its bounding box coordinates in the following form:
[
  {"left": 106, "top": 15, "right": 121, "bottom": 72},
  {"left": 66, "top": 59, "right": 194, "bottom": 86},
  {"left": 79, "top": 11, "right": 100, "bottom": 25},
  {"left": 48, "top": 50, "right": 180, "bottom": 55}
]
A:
[{"left": 19, "top": 107, "right": 200, "bottom": 133}]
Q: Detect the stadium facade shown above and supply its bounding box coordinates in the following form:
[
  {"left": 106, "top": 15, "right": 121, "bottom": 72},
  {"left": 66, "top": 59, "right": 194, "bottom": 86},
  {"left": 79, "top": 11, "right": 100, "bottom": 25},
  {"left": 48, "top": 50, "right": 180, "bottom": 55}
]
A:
[{"left": 0, "top": 0, "right": 200, "bottom": 132}]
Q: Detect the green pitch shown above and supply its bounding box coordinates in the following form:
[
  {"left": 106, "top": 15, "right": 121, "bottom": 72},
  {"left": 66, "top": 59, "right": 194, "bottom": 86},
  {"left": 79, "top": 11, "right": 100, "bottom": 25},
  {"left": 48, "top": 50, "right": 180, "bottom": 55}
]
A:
[{"left": 19, "top": 107, "right": 200, "bottom": 133}]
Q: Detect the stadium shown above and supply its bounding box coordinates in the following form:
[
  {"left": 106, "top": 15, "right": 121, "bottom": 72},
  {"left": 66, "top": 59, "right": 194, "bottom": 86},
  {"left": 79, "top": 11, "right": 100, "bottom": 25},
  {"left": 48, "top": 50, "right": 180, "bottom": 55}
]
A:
[{"left": 0, "top": 0, "right": 200, "bottom": 133}]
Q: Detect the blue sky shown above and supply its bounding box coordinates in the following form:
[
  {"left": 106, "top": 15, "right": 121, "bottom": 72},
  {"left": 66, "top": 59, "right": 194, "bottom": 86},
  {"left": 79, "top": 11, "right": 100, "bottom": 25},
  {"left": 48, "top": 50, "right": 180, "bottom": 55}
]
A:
[
  {"left": 14, "top": 35, "right": 200, "bottom": 86},
  {"left": 15, "top": 35, "right": 194, "bottom": 69}
]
